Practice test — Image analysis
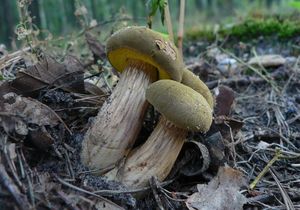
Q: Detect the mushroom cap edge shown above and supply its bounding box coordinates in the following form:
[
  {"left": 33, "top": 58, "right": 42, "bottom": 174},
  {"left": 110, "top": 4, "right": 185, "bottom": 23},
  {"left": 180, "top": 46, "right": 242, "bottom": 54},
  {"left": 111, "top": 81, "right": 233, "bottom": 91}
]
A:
[
  {"left": 146, "top": 80, "right": 213, "bottom": 132},
  {"left": 106, "top": 26, "right": 183, "bottom": 82},
  {"left": 181, "top": 68, "right": 214, "bottom": 109}
]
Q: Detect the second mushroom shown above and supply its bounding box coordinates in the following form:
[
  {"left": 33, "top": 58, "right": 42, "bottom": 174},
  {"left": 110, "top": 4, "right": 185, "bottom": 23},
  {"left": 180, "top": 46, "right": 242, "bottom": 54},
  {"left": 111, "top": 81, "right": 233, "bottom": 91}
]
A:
[{"left": 106, "top": 79, "right": 213, "bottom": 188}]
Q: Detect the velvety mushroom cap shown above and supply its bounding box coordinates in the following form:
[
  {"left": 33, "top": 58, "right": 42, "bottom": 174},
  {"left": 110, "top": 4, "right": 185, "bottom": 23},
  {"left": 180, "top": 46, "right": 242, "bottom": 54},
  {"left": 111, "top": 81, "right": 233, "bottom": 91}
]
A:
[
  {"left": 181, "top": 68, "right": 214, "bottom": 109},
  {"left": 106, "top": 26, "right": 183, "bottom": 81},
  {"left": 146, "top": 80, "right": 213, "bottom": 132}
]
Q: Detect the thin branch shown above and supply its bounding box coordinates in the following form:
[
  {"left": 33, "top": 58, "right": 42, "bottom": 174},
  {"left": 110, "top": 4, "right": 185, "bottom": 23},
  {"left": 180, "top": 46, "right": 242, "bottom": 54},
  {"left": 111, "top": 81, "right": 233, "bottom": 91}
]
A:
[
  {"left": 270, "top": 169, "right": 295, "bottom": 210},
  {"left": 54, "top": 175, "right": 124, "bottom": 209},
  {"left": 0, "top": 164, "right": 31, "bottom": 210},
  {"left": 177, "top": 0, "right": 185, "bottom": 55},
  {"left": 164, "top": 0, "right": 174, "bottom": 42}
]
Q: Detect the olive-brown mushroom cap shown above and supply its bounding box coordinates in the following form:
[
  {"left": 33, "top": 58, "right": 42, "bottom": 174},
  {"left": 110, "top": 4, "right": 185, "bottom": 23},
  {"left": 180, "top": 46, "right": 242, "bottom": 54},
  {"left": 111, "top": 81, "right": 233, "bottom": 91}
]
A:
[
  {"left": 106, "top": 26, "right": 183, "bottom": 81},
  {"left": 146, "top": 80, "right": 213, "bottom": 132},
  {"left": 181, "top": 68, "right": 214, "bottom": 109}
]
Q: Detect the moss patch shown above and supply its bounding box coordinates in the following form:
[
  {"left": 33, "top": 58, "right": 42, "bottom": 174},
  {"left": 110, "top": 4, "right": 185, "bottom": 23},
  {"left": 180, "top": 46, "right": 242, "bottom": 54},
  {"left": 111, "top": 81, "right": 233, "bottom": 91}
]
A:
[{"left": 186, "top": 17, "right": 300, "bottom": 41}]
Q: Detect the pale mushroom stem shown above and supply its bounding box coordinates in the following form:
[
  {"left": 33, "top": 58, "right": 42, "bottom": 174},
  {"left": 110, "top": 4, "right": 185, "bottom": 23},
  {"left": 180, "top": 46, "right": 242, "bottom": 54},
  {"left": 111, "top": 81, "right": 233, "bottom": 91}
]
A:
[
  {"left": 81, "top": 60, "right": 156, "bottom": 173},
  {"left": 112, "top": 116, "right": 187, "bottom": 188}
]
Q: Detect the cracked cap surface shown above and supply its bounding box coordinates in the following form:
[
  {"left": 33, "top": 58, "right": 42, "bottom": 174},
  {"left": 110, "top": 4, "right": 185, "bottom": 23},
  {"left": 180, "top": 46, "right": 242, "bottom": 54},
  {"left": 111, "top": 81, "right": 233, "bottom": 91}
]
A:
[{"left": 106, "top": 26, "right": 183, "bottom": 81}]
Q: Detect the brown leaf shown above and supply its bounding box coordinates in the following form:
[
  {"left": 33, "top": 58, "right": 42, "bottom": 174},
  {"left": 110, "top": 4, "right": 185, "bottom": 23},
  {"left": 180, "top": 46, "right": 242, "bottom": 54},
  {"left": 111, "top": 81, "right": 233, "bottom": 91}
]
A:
[
  {"left": 186, "top": 166, "right": 248, "bottom": 210},
  {"left": 85, "top": 32, "right": 106, "bottom": 61},
  {"left": 84, "top": 81, "right": 105, "bottom": 96},
  {"left": 214, "top": 85, "right": 234, "bottom": 116},
  {"left": 212, "top": 116, "right": 244, "bottom": 141},
  {"left": 1, "top": 92, "right": 64, "bottom": 148},
  {"left": 10, "top": 55, "right": 85, "bottom": 96},
  {"left": 209, "top": 85, "right": 243, "bottom": 140},
  {"left": 2, "top": 92, "right": 60, "bottom": 126}
]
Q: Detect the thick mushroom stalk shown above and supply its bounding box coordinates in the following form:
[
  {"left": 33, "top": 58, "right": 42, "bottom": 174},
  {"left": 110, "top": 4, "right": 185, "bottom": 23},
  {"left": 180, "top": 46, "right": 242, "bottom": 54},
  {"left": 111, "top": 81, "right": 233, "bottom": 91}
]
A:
[
  {"left": 107, "top": 80, "right": 213, "bottom": 188},
  {"left": 81, "top": 60, "right": 156, "bottom": 172},
  {"left": 81, "top": 26, "right": 183, "bottom": 172},
  {"left": 109, "top": 117, "right": 186, "bottom": 188}
]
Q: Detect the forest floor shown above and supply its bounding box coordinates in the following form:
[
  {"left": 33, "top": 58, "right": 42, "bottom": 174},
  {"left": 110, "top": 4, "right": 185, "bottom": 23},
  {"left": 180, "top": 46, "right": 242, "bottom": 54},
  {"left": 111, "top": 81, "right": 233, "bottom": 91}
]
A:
[{"left": 0, "top": 24, "right": 300, "bottom": 210}]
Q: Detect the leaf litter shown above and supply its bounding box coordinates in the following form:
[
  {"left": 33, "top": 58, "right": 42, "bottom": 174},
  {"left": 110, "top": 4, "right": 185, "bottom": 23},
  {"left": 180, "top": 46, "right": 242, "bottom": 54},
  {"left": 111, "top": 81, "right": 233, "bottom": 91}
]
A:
[{"left": 0, "top": 29, "right": 299, "bottom": 210}]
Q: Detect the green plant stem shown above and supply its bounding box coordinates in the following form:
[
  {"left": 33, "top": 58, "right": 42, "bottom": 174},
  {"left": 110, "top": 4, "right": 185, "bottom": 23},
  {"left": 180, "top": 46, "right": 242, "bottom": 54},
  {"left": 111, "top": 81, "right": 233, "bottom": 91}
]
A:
[{"left": 249, "top": 148, "right": 282, "bottom": 190}]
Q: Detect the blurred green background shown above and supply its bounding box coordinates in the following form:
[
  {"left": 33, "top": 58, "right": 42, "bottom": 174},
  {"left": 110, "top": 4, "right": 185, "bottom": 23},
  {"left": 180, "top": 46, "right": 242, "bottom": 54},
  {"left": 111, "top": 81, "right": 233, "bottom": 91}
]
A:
[{"left": 0, "top": 0, "right": 299, "bottom": 48}]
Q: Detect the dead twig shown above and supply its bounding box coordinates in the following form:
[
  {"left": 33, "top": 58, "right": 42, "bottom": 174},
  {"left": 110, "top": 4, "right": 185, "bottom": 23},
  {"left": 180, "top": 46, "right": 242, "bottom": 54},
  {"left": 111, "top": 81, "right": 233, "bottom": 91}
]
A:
[
  {"left": 270, "top": 169, "right": 295, "bottom": 210},
  {"left": 19, "top": 148, "right": 35, "bottom": 207},
  {"left": 2, "top": 137, "right": 24, "bottom": 192},
  {"left": 54, "top": 175, "right": 124, "bottom": 209},
  {"left": 56, "top": 190, "right": 81, "bottom": 210},
  {"left": 92, "top": 179, "right": 174, "bottom": 195},
  {"left": 150, "top": 176, "right": 165, "bottom": 210},
  {"left": 0, "top": 164, "right": 31, "bottom": 210}
]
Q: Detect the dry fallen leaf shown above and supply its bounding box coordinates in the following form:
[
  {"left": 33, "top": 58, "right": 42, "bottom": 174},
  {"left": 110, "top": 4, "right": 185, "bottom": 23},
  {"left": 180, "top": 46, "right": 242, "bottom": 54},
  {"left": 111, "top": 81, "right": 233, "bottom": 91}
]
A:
[
  {"left": 1, "top": 92, "right": 63, "bottom": 149},
  {"left": 214, "top": 85, "right": 235, "bottom": 116},
  {"left": 186, "top": 166, "right": 248, "bottom": 210},
  {"left": 2, "top": 92, "right": 60, "bottom": 126},
  {"left": 10, "top": 55, "right": 85, "bottom": 96},
  {"left": 85, "top": 32, "right": 106, "bottom": 61},
  {"left": 210, "top": 85, "right": 243, "bottom": 140}
]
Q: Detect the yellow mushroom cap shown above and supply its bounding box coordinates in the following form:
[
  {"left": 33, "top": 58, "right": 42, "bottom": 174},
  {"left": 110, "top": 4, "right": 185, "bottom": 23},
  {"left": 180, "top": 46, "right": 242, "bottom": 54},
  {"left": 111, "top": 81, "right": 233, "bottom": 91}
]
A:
[
  {"left": 146, "top": 80, "right": 213, "bottom": 132},
  {"left": 181, "top": 68, "right": 214, "bottom": 109},
  {"left": 106, "top": 26, "right": 183, "bottom": 81}
]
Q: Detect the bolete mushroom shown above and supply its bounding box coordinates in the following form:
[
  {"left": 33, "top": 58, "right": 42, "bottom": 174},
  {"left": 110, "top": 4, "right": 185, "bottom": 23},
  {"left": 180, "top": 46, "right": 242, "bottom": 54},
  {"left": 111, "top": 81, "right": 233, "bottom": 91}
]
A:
[
  {"left": 81, "top": 26, "right": 183, "bottom": 173},
  {"left": 106, "top": 80, "right": 213, "bottom": 188},
  {"left": 181, "top": 68, "right": 214, "bottom": 109}
]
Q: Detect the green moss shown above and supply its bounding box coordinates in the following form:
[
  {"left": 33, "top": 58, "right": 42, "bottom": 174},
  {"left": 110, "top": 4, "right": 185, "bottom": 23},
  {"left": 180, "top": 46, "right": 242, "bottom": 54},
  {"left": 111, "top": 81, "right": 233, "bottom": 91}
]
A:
[
  {"left": 186, "top": 17, "right": 300, "bottom": 41},
  {"left": 185, "top": 28, "right": 216, "bottom": 41},
  {"left": 225, "top": 18, "right": 300, "bottom": 39}
]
